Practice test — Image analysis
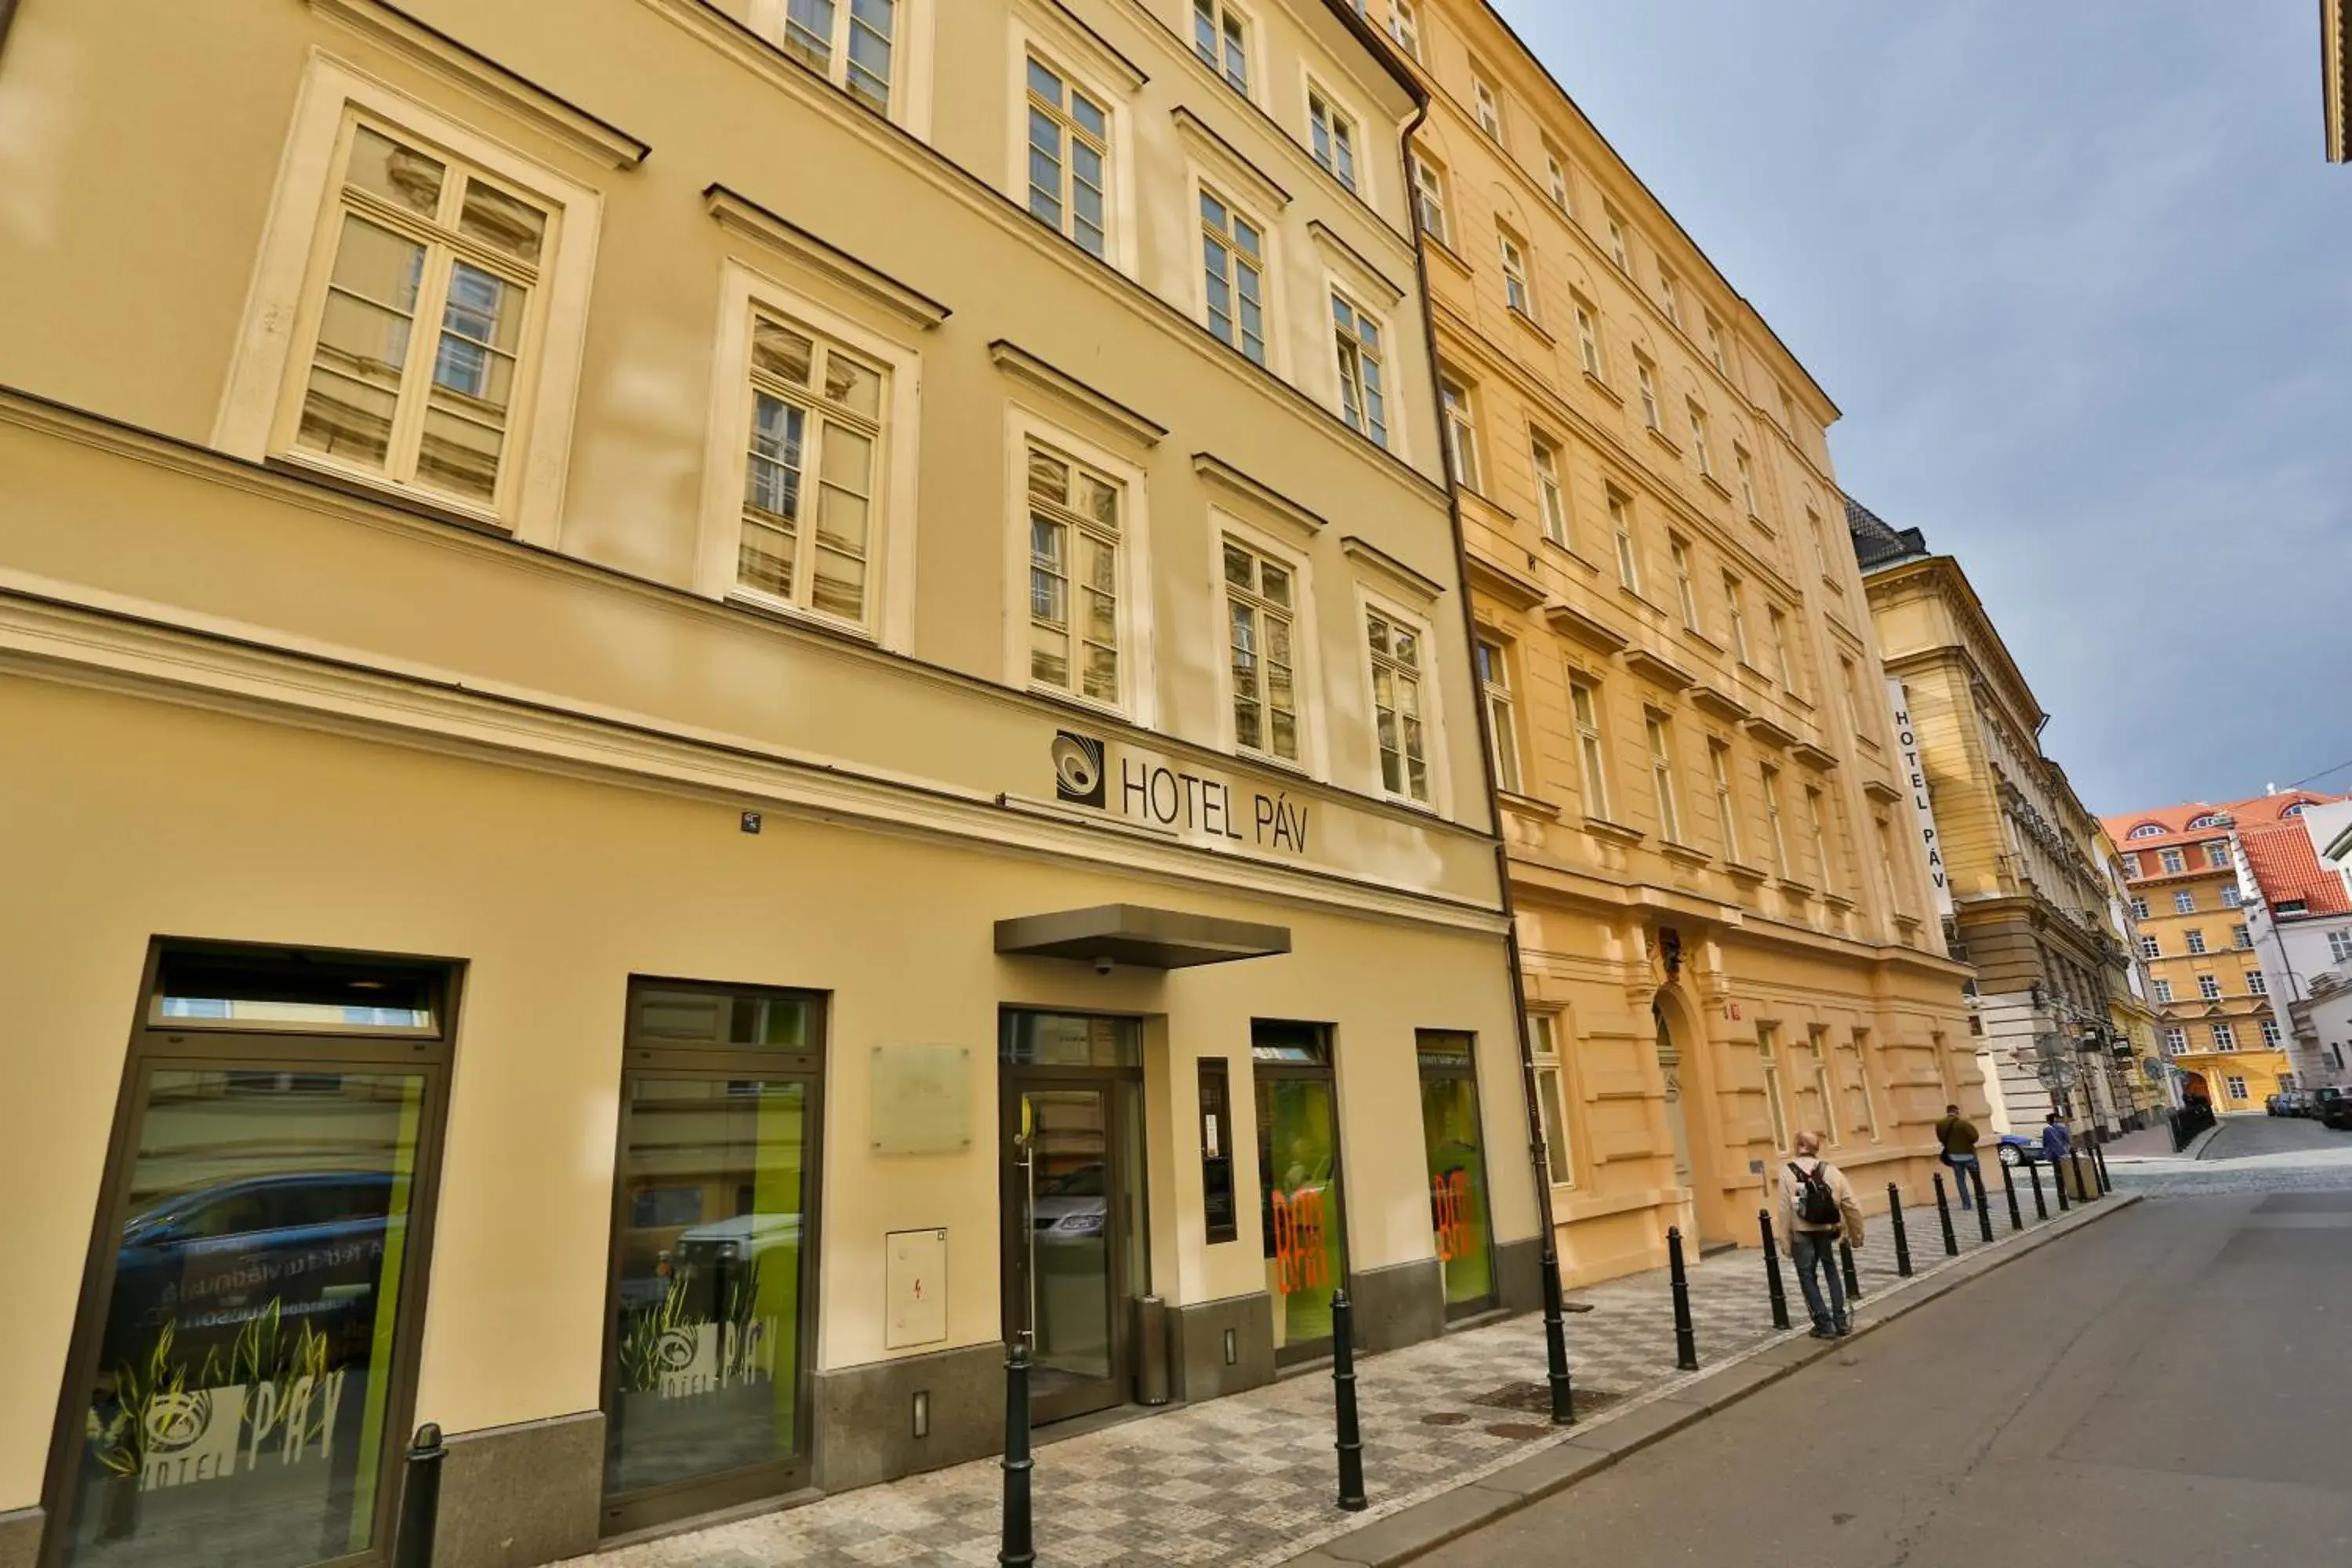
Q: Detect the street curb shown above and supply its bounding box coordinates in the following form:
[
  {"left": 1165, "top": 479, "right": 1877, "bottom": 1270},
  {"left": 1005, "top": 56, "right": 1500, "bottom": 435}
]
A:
[
  {"left": 2184, "top": 1124, "right": 2225, "bottom": 1160},
  {"left": 1279, "top": 1193, "right": 2143, "bottom": 1568}
]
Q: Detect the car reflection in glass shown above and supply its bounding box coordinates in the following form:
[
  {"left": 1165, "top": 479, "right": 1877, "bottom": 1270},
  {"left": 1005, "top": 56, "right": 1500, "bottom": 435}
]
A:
[{"left": 1033, "top": 1163, "right": 1108, "bottom": 1245}]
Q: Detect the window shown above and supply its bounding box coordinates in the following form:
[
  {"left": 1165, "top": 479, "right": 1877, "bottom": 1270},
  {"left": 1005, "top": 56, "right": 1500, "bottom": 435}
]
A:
[
  {"left": 1808, "top": 1027, "right": 1838, "bottom": 1145},
  {"left": 1606, "top": 209, "right": 1631, "bottom": 271},
  {"left": 1838, "top": 657, "right": 1867, "bottom": 741},
  {"left": 1567, "top": 678, "right": 1610, "bottom": 817},
  {"left": 1711, "top": 741, "right": 1744, "bottom": 862},
  {"left": 2234, "top": 924, "right": 2252, "bottom": 949},
  {"left": 1498, "top": 230, "right": 1534, "bottom": 316},
  {"left": 2130, "top": 898, "right": 2150, "bottom": 920},
  {"left": 1647, "top": 713, "right": 1682, "bottom": 842},
  {"left": 1442, "top": 377, "right": 1481, "bottom": 491},
  {"left": 2138, "top": 935, "right": 2160, "bottom": 960},
  {"left": 2212, "top": 1022, "right": 2236, "bottom": 1051},
  {"left": 782, "top": 0, "right": 898, "bottom": 112},
  {"left": 1723, "top": 573, "right": 1751, "bottom": 662},
  {"left": 2246, "top": 967, "right": 2267, "bottom": 994},
  {"left": 2260, "top": 1018, "right": 2281, "bottom": 1046},
  {"left": 738, "top": 313, "right": 886, "bottom": 624},
  {"left": 1545, "top": 151, "right": 1571, "bottom": 212},
  {"left": 2123, "top": 852, "right": 2143, "bottom": 876},
  {"left": 2173, "top": 891, "right": 2196, "bottom": 914},
  {"left": 2159, "top": 848, "right": 2186, "bottom": 873},
  {"left": 1366, "top": 608, "right": 1429, "bottom": 802},
  {"left": 1658, "top": 268, "right": 1682, "bottom": 327},
  {"left": 2186, "top": 930, "right": 2208, "bottom": 956},
  {"left": 1478, "top": 640, "right": 1521, "bottom": 794},
  {"left": 1777, "top": 384, "right": 1796, "bottom": 431},
  {"left": 1387, "top": 0, "right": 1422, "bottom": 60},
  {"left": 2197, "top": 973, "right": 2220, "bottom": 1000},
  {"left": 2221, "top": 885, "right": 2242, "bottom": 908},
  {"left": 1845, "top": 1031, "right": 1881, "bottom": 1142},
  {"left": 1806, "top": 507, "right": 1834, "bottom": 580},
  {"left": 2206, "top": 842, "right": 2230, "bottom": 868},
  {"left": 1532, "top": 437, "right": 1569, "bottom": 546},
  {"left": 2127, "top": 824, "right": 2165, "bottom": 840},
  {"left": 1223, "top": 539, "right": 1299, "bottom": 761},
  {"left": 1410, "top": 153, "right": 1449, "bottom": 244},
  {"left": 1758, "top": 1024, "right": 1790, "bottom": 1149},
  {"left": 1686, "top": 401, "right": 1713, "bottom": 476},
  {"left": 2163, "top": 1027, "right": 2187, "bottom": 1054},
  {"left": 1704, "top": 312, "right": 1728, "bottom": 375},
  {"left": 1308, "top": 89, "right": 1358, "bottom": 192},
  {"left": 1875, "top": 815, "right": 1908, "bottom": 920},
  {"left": 1530, "top": 1014, "right": 1573, "bottom": 1185},
  {"left": 2153, "top": 978, "right": 2173, "bottom": 1004},
  {"left": 1025, "top": 443, "right": 1123, "bottom": 706},
  {"left": 1473, "top": 74, "right": 1504, "bottom": 141},
  {"left": 2332, "top": 930, "right": 2352, "bottom": 964},
  {"left": 2226, "top": 1074, "right": 2248, "bottom": 1101},
  {"left": 1200, "top": 188, "right": 1267, "bottom": 365},
  {"left": 1761, "top": 764, "right": 1791, "bottom": 877},
  {"left": 289, "top": 120, "right": 556, "bottom": 515},
  {"left": 1192, "top": 0, "right": 1249, "bottom": 93},
  {"left": 1669, "top": 536, "right": 1700, "bottom": 629},
  {"left": 1608, "top": 489, "right": 1640, "bottom": 590},
  {"left": 1805, "top": 786, "right": 1835, "bottom": 894},
  {"left": 1573, "top": 296, "right": 1606, "bottom": 379},
  {"left": 1766, "top": 605, "right": 1795, "bottom": 689},
  {"left": 1733, "top": 445, "right": 1758, "bottom": 516},
  {"left": 1635, "top": 354, "right": 1661, "bottom": 429},
  {"left": 1331, "top": 294, "right": 1388, "bottom": 448},
  {"left": 1025, "top": 56, "right": 1109, "bottom": 258}
]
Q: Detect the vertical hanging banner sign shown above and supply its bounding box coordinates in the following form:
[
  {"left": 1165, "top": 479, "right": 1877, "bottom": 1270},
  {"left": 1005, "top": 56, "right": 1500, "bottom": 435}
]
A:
[{"left": 1887, "top": 679, "right": 1955, "bottom": 916}]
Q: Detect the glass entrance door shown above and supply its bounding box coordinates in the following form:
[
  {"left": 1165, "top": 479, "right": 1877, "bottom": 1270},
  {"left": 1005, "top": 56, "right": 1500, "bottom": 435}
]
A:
[
  {"left": 600, "top": 983, "right": 823, "bottom": 1537},
  {"left": 1252, "top": 1022, "right": 1346, "bottom": 1364},
  {"left": 999, "top": 1013, "right": 1145, "bottom": 1426},
  {"left": 1416, "top": 1033, "right": 1494, "bottom": 1317}
]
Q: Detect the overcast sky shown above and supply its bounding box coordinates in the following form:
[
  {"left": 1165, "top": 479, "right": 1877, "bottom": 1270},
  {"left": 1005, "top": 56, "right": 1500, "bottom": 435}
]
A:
[{"left": 1493, "top": 1, "right": 2352, "bottom": 817}]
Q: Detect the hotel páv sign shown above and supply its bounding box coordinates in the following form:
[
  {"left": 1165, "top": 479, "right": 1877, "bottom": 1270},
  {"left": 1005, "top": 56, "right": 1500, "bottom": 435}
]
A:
[
  {"left": 1050, "top": 731, "right": 1313, "bottom": 855},
  {"left": 1886, "top": 680, "right": 1956, "bottom": 916}
]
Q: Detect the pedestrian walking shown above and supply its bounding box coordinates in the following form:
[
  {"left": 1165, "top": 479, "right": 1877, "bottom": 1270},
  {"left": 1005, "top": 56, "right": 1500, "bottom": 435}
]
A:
[
  {"left": 2041, "top": 1109, "right": 2074, "bottom": 1169},
  {"left": 1780, "top": 1131, "right": 1866, "bottom": 1339},
  {"left": 1935, "top": 1104, "right": 1982, "bottom": 1211}
]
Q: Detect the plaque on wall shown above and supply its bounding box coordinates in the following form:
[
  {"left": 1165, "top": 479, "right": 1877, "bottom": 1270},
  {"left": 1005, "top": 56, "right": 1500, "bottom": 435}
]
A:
[{"left": 871, "top": 1044, "right": 974, "bottom": 1154}]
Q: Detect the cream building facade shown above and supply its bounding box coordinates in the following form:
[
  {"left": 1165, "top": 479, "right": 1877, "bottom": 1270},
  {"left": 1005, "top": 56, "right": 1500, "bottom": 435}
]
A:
[
  {"left": 1388, "top": 0, "right": 1976, "bottom": 1283},
  {"left": 0, "top": 3, "right": 1544, "bottom": 1564}
]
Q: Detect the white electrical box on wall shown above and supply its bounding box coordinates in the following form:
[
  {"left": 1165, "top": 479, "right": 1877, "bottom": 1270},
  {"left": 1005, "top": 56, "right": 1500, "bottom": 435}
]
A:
[{"left": 885, "top": 1227, "right": 949, "bottom": 1349}]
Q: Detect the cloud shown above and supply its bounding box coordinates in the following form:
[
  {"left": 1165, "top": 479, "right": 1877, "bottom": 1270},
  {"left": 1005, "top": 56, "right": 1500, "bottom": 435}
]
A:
[{"left": 1494, "top": 1, "right": 2352, "bottom": 810}]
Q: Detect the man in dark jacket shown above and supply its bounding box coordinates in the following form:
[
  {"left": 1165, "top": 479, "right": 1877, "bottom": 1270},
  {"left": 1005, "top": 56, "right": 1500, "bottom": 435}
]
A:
[{"left": 1935, "top": 1104, "right": 1982, "bottom": 1210}]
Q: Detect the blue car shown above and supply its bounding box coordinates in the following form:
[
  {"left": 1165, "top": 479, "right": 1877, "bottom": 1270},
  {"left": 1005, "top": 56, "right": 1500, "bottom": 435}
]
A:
[{"left": 1994, "top": 1133, "right": 2048, "bottom": 1168}]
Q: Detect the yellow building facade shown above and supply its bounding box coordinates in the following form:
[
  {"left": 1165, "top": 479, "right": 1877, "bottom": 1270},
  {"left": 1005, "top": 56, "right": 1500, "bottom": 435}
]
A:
[
  {"left": 1396, "top": 0, "right": 1976, "bottom": 1282},
  {"left": 0, "top": 3, "right": 1544, "bottom": 1563}
]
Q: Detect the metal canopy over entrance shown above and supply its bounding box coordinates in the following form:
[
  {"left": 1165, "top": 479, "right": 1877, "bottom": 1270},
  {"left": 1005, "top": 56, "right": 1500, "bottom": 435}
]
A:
[{"left": 993, "top": 905, "right": 1291, "bottom": 970}]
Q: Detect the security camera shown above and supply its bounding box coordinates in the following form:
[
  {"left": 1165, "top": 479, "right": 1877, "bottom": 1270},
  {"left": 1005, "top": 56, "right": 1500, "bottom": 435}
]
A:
[{"left": 1094, "top": 956, "right": 1114, "bottom": 977}]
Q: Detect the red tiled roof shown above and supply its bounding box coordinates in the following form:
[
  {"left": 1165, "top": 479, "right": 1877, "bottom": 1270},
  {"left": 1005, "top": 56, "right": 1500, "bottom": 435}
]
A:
[
  {"left": 2100, "top": 791, "right": 2343, "bottom": 855},
  {"left": 2240, "top": 819, "right": 2352, "bottom": 917}
]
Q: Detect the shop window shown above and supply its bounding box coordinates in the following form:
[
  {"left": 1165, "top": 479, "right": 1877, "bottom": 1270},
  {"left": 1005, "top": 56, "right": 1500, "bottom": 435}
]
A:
[{"left": 1417, "top": 1033, "right": 1494, "bottom": 1316}]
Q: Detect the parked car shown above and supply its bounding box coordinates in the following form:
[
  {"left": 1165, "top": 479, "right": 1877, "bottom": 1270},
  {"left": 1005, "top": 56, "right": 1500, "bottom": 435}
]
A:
[
  {"left": 1995, "top": 1132, "right": 2046, "bottom": 1167},
  {"left": 2321, "top": 1096, "right": 2352, "bottom": 1132}
]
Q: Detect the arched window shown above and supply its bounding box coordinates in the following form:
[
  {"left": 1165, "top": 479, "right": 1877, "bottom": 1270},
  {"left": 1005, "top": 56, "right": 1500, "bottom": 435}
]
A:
[
  {"left": 2127, "top": 823, "right": 2166, "bottom": 840},
  {"left": 2283, "top": 803, "right": 2307, "bottom": 818},
  {"left": 2187, "top": 814, "right": 2225, "bottom": 829}
]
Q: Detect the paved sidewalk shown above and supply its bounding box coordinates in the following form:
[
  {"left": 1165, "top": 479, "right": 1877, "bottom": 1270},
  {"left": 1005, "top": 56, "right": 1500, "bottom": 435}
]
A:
[{"left": 573, "top": 1184, "right": 2060, "bottom": 1568}]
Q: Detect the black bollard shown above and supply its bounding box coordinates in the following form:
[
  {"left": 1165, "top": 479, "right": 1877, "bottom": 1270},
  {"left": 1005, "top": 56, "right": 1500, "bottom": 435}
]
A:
[
  {"left": 1759, "top": 1210, "right": 1791, "bottom": 1330},
  {"left": 1538, "top": 1238, "right": 1575, "bottom": 1425},
  {"left": 1667, "top": 1226, "right": 1700, "bottom": 1370},
  {"left": 2093, "top": 1139, "right": 2112, "bottom": 1194},
  {"left": 2029, "top": 1159, "right": 2049, "bottom": 1221},
  {"left": 1000, "top": 1341, "right": 1035, "bottom": 1567},
  {"left": 1331, "top": 1290, "right": 1367, "bottom": 1512},
  {"left": 1887, "top": 1183, "right": 1913, "bottom": 1277},
  {"left": 393, "top": 1423, "right": 444, "bottom": 1568},
  {"left": 2069, "top": 1149, "right": 2090, "bottom": 1205},
  {"left": 2054, "top": 1149, "right": 2072, "bottom": 1212},
  {"left": 2002, "top": 1163, "right": 2024, "bottom": 1233},
  {"left": 1839, "top": 1237, "right": 1863, "bottom": 1301},
  {"left": 1933, "top": 1172, "right": 1959, "bottom": 1257},
  {"left": 1972, "top": 1163, "right": 1995, "bottom": 1245}
]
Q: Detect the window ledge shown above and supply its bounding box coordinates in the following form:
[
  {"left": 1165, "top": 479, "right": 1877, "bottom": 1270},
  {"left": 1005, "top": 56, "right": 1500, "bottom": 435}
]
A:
[
  {"left": 1584, "top": 816, "right": 1645, "bottom": 847},
  {"left": 1724, "top": 860, "right": 1771, "bottom": 886},
  {"left": 263, "top": 453, "right": 508, "bottom": 537},
  {"left": 1660, "top": 841, "right": 1711, "bottom": 869},
  {"left": 1777, "top": 877, "right": 1818, "bottom": 898},
  {"left": 726, "top": 590, "right": 880, "bottom": 645},
  {"left": 1700, "top": 474, "right": 1733, "bottom": 503},
  {"left": 1584, "top": 372, "right": 1624, "bottom": 405},
  {"left": 1645, "top": 426, "right": 1679, "bottom": 456},
  {"left": 1677, "top": 625, "right": 1726, "bottom": 656},
  {"left": 1820, "top": 891, "right": 1857, "bottom": 913},
  {"left": 1499, "top": 789, "right": 1566, "bottom": 821},
  {"left": 1537, "top": 536, "right": 1605, "bottom": 579},
  {"left": 1508, "top": 304, "right": 1556, "bottom": 346},
  {"left": 1423, "top": 231, "right": 1475, "bottom": 279}
]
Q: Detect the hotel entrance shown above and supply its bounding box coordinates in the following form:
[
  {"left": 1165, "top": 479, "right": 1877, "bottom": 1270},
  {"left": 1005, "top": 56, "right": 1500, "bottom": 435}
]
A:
[{"left": 999, "top": 1012, "right": 1148, "bottom": 1425}]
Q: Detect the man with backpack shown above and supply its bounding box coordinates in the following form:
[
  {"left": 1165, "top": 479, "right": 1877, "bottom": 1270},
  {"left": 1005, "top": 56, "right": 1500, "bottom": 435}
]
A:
[{"left": 1780, "top": 1131, "right": 1866, "bottom": 1338}]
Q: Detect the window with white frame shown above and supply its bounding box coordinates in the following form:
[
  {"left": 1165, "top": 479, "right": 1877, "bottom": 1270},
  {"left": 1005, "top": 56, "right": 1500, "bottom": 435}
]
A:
[
  {"left": 2332, "top": 929, "right": 2352, "bottom": 964},
  {"left": 1805, "top": 786, "right": 1836, "bottom": 893},
  {"left": 1723, "top": 572, "right": 1751, "bottom": 663},
  {"left": 781, "top": 0, "right": 898, "bottom": 113},
  {"left": 1366, "top": 608, "right": 1429, "bottom": 802},
  {"left": 2221, "top": 885, "right": 2242, "bottom": 908},
  {"left": 1545, "top": 150, "right": 1571, "bottom": 212},
  {"left": 2225, "top": 1073, "right": 2248, "bottom": 1100},
  {"left": 1410, "top": 152, "right": 1449, "bottom": 244},
  {"left": 1704, "top": 311, "right": 1728, "bottom": 375},
  {"left": 1331, "top": 293, "right": 1388, "bottom": 448},
  {"left": 1478, "top": 640, "right": 1522, "bottom": 794},
  {"left": 1605, "top": 209, "right": 1630, "bottom": 270},
  {"left": 2173, "top": 891, "right": 2196, "bottom": 914},
  {"left": 1442, "top": 376, "right": 1482, "bottom": 490},
  {"left": 1648, "top": 713, "right": 1682, "bottom": 843},
  {"left": 2247, "top": 967, "right": 2267, "bottom": 995},
  {"left": 2187, "top": 930, "right": 2208, "bottom": 956},
  {"left": 1845, "top": 1029, "right": 1880, "bottom": 1141},
  {"left": 1839, "top": 657, "right": 1868, "bottom": 742},
  {"left": 1192, "top": 0, "right": 1250, "bottom": 93},
  {"left": 2162, "top": 1027, "right": 2187, "bottom": 1054},
  {"left": 1733, "top": 444, "right": 1759, "bottom": 517},
  {"left": 1875, "top": 815, "right": 1907, "bottom": 919},
  {"left": 2234, "top": 924, "right": 2252, "bottom": 949},
  {"left": 1025, "top": 56, "right": 1108, "bottom": 258},
  {"left": 2153, "top": 978, "right": 2173, "bottom": 1004},
  {"left": 1761, "top": 764, "right": 1791, "bottom": 877},
  {"left": 2138, "top": 935, "right": 2160, "bottom": 960},
  {"left": 1222, "top": 538, "right": 1299, "bottom": 762},
  {"left": 1808, "top": 1026, "right": 1838, "bottom": 1144},
  {"left": 738, "top": 312, "right": 886, "bottom": 625},
  {"left": 1199, "top": 188, "right": 1267, "bottom": 365},
  {"left": 1608, "top": 488, "right": 1640, "bottom": 591},
  {"left": 1767, "top": 604, "right": 1795, "bottom": 690},
  {"left": 1473, "top": 74, "right": 1504, "bottom": 141},
  {"left": 2130, "top": 898, "right": 2150, "bottom": 920},
  {"left": 1686, "top": 401, "right": 1713, "bottom": 477},
  {"left": 2160, "top": 848, "right": 2186, "bottom": 873},
  {"left": 1711, "top": 740, "right": 1744, "bottom": 862},
  {"left": 287, "top": 119, "right": 555, "bottom": 515},
  {"left": 2260, "top": 1018, "right": 2281, "bottom": 1046},
  {"left": 2205, "top": 842, "right": 2230, "bottom": 868},
  {"left": 1387, "top": 0, "right": 1422, "bottom": 60},
  {"left": 2212, "top": 1021, "right": 2235, "bottom": 1050},
  {"left": 1498, "top": 229, "right": 1534, "bottom": 317},
  {"left": 2197, "top": 973, "right": 2220, "bottom": 1000},
  {"left": 1573, "top": 295, "right": 1606, "bottom": 380},
  {"left": 1635, "top": 354, "right": 1661, "bottom": 429},
  {"left": 1532, "top": 436, "right": 1569, "bottom": 546},
  {"left": 1658, "top": 267, "right": 1682, "bottom": 327},
  {"left": 1570, "top": 677, "right": 1610, "bottom": 818},
  {"left": 1530, "top": 1013, "right": 1573, "bottom": 1185},
  {"left": 1758, "top": 1023, "right": 1791, "bottom": 1149},
  {"left": 1308, "top": 89, "right": 1359, "bottom": 192},
  {"left": 1024, "top": 442, "right": 1125, "bottom": 706},
  {"left": 2123, "top": 851, "right": 2143, "bottom": 876},
  {"left": 1669, "top": 536, "right": 1700, "bottom": 629}
]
